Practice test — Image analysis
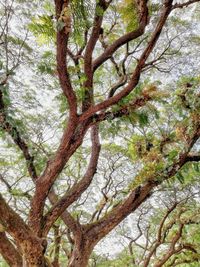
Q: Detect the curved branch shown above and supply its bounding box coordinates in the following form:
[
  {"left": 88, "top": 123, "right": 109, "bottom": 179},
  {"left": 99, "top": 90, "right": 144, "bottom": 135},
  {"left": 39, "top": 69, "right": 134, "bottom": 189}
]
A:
[
  {"left": 55, "top": 0, "right": 77, "bottom": 116},
  {"left": 84, "top": 122, "right": 200, "bottom": 242},
  {"left": 42, "top": 125, "right": 101, "bottom": 236},
  {"left": 92, "top": 0, "right": 149, "bottom": 72},
  {"left": 80, "top": 0, "right": 173, "bottom": 121},
  {"left": 154, "top": 224, "right": 184, "bottom": 267},
  {"left": 143, "top": 203, "right": 178, "bottom": 267},
  {"left": 0, "top": 232, "right": 22, "bottom": 267},
  {"left": 0, "top": 194, "right": 44, "bottom": 254},
  {"left": 82, "top": 0, "right": 109, "bottom": 111},
  {"left": 0, "top": 87, "right": 37, "bottom": 180},
  {"left": 1, "top": 73, "right": 93, "bottom": 238},
  {"left": 28, "top": 117, "right": 87, "bottom": 235}
]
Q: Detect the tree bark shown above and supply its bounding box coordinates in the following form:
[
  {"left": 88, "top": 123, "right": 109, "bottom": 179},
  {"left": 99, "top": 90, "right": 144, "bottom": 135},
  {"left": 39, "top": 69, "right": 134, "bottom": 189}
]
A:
[
  {"left": 67, "top": 236, "right": 95, "bottom": 267},
  {"left": 22, "top": 241, "right": 47, "bottom": 267},
  {"left": 0, "top": 193, "right": 47, "bottom": 266},
  {"left": 0, "top": 232, "right": 22, "bottom": 266}
]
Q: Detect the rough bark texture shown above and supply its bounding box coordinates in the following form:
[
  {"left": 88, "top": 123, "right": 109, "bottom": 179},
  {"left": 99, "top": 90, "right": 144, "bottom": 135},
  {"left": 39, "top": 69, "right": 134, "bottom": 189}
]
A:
[
  {"left": 0, "top": 232, "right": 22, "bottom": 266},
  {"left": 67, "top": 236, "right": 95, "bottom": 267},
  {"left": 0, "top": 194, "right": 47, "bottom": 267}
]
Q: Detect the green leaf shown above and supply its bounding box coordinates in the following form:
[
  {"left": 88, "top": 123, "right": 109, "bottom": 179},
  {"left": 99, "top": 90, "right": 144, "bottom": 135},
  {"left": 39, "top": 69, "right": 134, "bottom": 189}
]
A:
[
  {"left": 176, "top": 172, "right": 185, "bottom": 183},
  {"left": 138, "top": 112, "right": 149, "bottom": 126},
  {"left": 168, "top": 150, "right": 178, "bottom": 161}
]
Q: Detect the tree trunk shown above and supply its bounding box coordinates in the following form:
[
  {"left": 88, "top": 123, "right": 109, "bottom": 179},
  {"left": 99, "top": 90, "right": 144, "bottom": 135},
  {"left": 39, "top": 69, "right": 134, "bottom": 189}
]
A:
[
  {"left": 21, "top": 238, "right": 48, "bottom": 267},
  {"left": 67, "top": 237, "right": 95, "bottom": 267}
]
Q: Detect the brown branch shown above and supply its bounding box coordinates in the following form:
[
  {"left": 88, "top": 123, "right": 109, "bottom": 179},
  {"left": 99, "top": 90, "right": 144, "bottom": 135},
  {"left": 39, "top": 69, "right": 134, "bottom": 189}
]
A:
[
  {"left": 0, "top": 231, "right": 22, "bottom": 267},
  {"left": 0, "top": 73, "right": 91, "bottom": 238},
  {"left": 29, "top": 0, "right": 174, "bottom": 235},
  {"left": 108, "top": 75, "right": 128, "bottom": 98},
  {"left": 42, "top": 125, "right": 101, "bottom": 236},
  {"left": 55, "top": 0, "right": 77, "bottom": 116},
  {"left": 28, "top": 117, "right": 88, "bottom": 235},
  {"left": 0, "top": 72, "right": 85, "bottom": 237},
  {"left": 52, "top": 226, "right": 61, "bottom": 267},
  {"left": 0, "top": 86, "right": 37, "bottom": 180},
  {"left": 172, "top": 0, "right": 200, "bottom": 9},
  {"left": 83, "top": 122, "right": 200, "bottom": 243},
  {"left": 29, "top": 1, "right": 114, "bottom": 234},
  {"left": 93, "top": 94, "right": 152, "bottom": 124},
  {"left": 47, "top": 189, "right": 81, "bottom": 238},
  {"left": 0, "top": 193, "right": 46, "bottom": 261},
  {"left": 143, "top": 203, "right": 178, "bottom": 267},
  {"left": 185, "top": 154, "right": 200, "bottom": 162},
  {"left": 80, "top": 0, "right": 173, "bottom": 122},
  {"left": 154, "top": 223, "right": 184, "bottom": 267},
  {"left": 82, "top": 0, "right": 109, "bottom": 111},
  {"left": 92, "top": 0, "right": 149, "bottom": 72}
]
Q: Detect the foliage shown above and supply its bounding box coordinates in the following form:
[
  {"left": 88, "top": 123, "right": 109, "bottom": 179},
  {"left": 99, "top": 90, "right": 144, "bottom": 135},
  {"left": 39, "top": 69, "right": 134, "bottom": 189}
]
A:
[{"left": 0, "top": 0, "right": 200, "bottom": 266}]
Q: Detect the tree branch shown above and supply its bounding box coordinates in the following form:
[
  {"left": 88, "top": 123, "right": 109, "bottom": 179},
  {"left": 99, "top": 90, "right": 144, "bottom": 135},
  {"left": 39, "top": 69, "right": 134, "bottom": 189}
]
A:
[
  {"left": 185, "top": 154, "right": 200, "bottom": 162},
  {"left": 0, "top": 72, "right": 93, "bottom": 238},
  {"left": 0, "top": 193, "right": 45, "bottom": 258},
  {"left": 93, "top": 94, "right": 152, "bottom": 123},
  {"left": 51, "top": 225, "right": 61, "bottom": 267},
  {"left": 143, "top": 203, "right": 178, "bottom": 267},
  {"left": 82, "top": 0, "right": 109, "bottom": 111},
  {"left": 84, "top": 122, "right": 200, "bottom": 242},
  {"left": 42, "top": 125, "right": 101, "bottom": 236},
  {"left": 0, "top": 86, "right": 37, "bottom": 180},
  {"left": 55, "top": 0, "right": 77, "bottom": 116},
  {"left": 154, "top": 223, "right": 184, "bottom": 267},
  {"left": 92, "top": 0, "right": 149, "bottom": 72},
  {"left": 80, "top": 0, "right": 173, "bottom": 121},
  {"left": 172, "top": 0, "right": 200, "bottom": 9},
  {"left": 0, "top": 69, "right": 87, "bottom": 238},
  {"left": 0, "top": 231, "right": 22, "bottom": 267},
  {"left": 28, "top": 117, "right": 88, "bottom": 235}
]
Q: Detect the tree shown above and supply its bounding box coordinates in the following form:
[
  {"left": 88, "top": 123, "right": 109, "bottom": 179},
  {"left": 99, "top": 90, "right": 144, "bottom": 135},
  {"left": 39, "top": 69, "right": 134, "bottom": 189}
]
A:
[
  {"left": 0, "top": 0, "right": 200, "bottom": 266},
  {"left": 111, "top": 177, "right": 200, "bottom": 267}
]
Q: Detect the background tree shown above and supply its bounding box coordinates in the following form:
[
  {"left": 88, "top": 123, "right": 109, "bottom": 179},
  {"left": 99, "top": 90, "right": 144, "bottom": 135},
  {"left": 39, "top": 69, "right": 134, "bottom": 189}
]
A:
[
  {"left": 0, "top": 0, "right": 200, "bottom": 266},
  {"left": 108, "top": 177, "right": 200, "bottom": 267}
]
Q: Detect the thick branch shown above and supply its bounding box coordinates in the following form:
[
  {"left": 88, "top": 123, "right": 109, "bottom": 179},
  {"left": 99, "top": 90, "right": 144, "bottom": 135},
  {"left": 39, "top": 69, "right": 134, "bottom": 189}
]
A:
[
  {"left": 92, "top": 0, "right": 149, "bottom": 71},
  {"left": 48, "top": 189, "right": 82, "bottom": 238},
  {"left": 82, "top": 0, "right": 109, "bottom": 111},
  {"left": 84, "top": 122, "right": 200, "bottom": 241},
  {"left": 1, "top": 75, "right": 94, "bottom": 239},
  {"left": 0, "top": 232, "right": 22, "bottom": 267},
  {"left": 29, "top": 117, "right": 88, "bottom": 235},
  {"left": 42, "top": 125, "right": 101, "bottom": 236},
  {"left": 185, "top": 154, "right": 200, "bottom": 162},
  {"left": 0, "top": 73, "right": 86, "bottom": 238},
  {"left": 0, "top": 193, "right": 46, "bottom": 258},
  {"left": 80, "top": 0, "right": 173, "bottom": 121},
  {"left": 55, "top": 0, "right": 77, "bottom": 116}
]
